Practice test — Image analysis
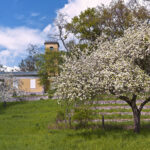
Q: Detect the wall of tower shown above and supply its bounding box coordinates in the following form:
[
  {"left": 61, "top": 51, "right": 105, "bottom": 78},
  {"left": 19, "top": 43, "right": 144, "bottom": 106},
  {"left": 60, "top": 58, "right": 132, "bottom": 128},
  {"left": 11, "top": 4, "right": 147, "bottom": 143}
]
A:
[{"left": 45, "top": 43, "right": 59, "bottom": 52}]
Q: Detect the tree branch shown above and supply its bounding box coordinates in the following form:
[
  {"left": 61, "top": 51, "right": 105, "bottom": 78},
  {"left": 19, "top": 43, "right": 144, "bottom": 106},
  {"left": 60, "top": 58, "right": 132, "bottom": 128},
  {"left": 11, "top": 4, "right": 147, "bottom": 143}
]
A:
[
  {"left": 109, "top": 88, "right": 131, "bottom": 106},
  {"left": 58, "top": 25, "right": 69, "bottom": 52},
  {"left": 118, "top": 96, "right": 132, "bottom": 106},
  {"left": 139, "top": 97, "right": 150, "bottom": 112}
]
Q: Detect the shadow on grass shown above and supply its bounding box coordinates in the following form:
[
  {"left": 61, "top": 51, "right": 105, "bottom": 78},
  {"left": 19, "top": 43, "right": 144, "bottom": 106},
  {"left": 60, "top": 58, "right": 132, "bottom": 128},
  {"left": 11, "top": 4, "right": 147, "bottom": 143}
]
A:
[
  {"left": 65, "top": 123, "right": 150, "bottom": 140},
  {"left": 0, "top": 101, "right": 27, "bottom": 114},
  {"left": 73, "top": 125, "right": 130, "bottom": 138},
  {"left": 140, "top": 123, "right": 150, "bottom": 135}
]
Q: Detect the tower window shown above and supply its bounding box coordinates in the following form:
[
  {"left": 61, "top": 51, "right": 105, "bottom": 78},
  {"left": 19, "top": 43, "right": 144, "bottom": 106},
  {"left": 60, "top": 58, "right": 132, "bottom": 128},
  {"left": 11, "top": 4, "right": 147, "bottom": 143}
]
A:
[{"left": 50, "top": 47, "right": 54, "bottom": 50}]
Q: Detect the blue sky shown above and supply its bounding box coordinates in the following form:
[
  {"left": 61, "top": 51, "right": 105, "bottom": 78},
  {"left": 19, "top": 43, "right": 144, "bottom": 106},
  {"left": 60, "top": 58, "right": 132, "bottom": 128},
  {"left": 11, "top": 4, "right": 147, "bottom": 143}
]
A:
[{"left": 0, "top": 0, "right": 67, "bottom": 29}]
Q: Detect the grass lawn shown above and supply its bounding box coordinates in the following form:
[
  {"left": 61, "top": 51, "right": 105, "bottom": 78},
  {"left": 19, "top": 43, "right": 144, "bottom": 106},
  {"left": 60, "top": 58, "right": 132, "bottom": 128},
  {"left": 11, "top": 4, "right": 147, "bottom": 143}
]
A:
[{"left": 1, "top": 100, "right": 150, "bottom": 150}]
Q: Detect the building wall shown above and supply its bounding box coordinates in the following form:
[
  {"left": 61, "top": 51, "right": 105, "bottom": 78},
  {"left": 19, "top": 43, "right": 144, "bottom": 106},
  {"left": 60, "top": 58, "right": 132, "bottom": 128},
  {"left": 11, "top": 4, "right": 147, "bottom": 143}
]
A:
[{"left": 17, "top": 77, "right": 44, "bottom": 94}]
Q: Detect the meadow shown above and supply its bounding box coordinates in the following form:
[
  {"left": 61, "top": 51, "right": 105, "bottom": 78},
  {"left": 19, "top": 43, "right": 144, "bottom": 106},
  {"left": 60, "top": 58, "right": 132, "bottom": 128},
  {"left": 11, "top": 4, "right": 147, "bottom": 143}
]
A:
[{"left": 1, "top": 100, "right": 150, "bottom": 150}]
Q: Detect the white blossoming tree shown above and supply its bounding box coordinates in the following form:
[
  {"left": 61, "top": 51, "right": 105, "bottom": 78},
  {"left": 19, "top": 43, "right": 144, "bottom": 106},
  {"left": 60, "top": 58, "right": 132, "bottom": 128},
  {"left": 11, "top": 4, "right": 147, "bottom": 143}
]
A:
[
  {"left": 54, "top": 21, "right": 150, "bottom": 133},
  {"left": 0, "top": 74, "right": 21, "bottom": 106}
]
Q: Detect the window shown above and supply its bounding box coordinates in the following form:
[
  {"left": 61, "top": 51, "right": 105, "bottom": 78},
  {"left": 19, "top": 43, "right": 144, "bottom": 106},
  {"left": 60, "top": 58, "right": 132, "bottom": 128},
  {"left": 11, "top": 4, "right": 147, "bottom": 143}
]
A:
[
  {"left": 50, "top": 47, "right": 54, "bottom": 50},
  {"left": 30, "top": 79, "right": 36, "bottom": 89},
  {"left": 13, "top": 80, "right": 18, "bottom": 89}
]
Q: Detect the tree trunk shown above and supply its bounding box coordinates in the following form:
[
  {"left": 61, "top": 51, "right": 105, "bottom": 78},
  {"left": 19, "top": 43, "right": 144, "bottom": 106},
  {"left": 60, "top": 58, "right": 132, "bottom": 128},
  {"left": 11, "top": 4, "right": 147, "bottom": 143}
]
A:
[
  {"left": 102, "top": 115, "right": 105, "bottom": 129},
  {"left": 3, "top": 101, "right": 7, "bottom": 108},
  {"left": 66, "top": 107, "right": 72, "bottom": 128},
  {"left": 119, "top": 95, "right": 150, "bottom": 133},
  {"left": 68, "top": 113, "right": 72, "bottom": 128},
  {"left": 131, "top": 103, "right": 141, "bottom": 133}
]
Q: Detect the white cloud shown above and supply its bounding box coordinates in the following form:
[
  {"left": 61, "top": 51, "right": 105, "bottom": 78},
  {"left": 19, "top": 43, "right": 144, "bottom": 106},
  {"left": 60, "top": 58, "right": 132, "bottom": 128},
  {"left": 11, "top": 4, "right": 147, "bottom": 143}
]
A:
[
  {"left": 58, "top": 0, "right": 114, "bottom": 21},
  {"left": 40, "top": 16, "right": 47, "bottom": 21},
  {"left": 15, "top": 14, "right": 24, "bottom": 20},
  {"left": 0, "top": 50, "right": 11, "bottom": 65},
  {"left": 58, "top": 0, "right": 149, "bottom": 21},
  {"left": 43, "top": 24, "right": 52, "bottom": 34},
  {"left": 0, "top": 26, "right": 46, "bottom": 66},
  {"left": 31, "top": 13, "right": 40, "bottom": 17}
]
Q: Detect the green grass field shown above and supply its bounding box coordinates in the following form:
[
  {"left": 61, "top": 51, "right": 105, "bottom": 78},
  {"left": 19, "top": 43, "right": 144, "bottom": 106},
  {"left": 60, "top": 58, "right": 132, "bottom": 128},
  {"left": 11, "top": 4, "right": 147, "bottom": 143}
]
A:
[{"left": 1, "top": 100, "right": 150, "bottom": 150}]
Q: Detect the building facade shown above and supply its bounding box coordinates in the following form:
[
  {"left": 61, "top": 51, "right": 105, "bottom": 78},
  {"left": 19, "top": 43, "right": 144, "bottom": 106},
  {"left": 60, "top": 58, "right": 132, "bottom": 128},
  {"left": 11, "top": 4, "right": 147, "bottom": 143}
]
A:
[{"left": 0, "top": 71, "right": 44, "bottom": 95}]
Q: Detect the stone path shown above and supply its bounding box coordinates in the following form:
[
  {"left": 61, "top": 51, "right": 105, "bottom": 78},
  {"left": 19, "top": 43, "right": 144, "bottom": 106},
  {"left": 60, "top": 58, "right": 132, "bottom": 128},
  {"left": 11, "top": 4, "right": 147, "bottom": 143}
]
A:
[
  {"left": 92, "top": 100, "right": 144, "bottom": 104},
  {"left": 92, "top": 102, "right": 150, "bottom": 110},
  {"left": 7, "top": 95, "right": 49, "bottom": 102},
  {"left": 98, "top": 112, "right": 150, "bottom": 115},
  {"left": 93, "top": 118, "right": 150, "bottom": 123}
]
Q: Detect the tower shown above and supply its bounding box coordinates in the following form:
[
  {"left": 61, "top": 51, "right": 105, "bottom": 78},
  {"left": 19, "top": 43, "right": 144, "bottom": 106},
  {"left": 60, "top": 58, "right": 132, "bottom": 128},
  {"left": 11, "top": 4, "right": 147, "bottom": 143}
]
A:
[{"left": 44, "top": 41, "right": 59, "bottom": 53}]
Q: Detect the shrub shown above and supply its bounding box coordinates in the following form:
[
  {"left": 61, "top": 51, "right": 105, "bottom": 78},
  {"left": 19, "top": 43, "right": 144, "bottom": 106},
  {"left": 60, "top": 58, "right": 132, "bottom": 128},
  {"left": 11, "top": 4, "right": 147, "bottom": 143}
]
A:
[
  {"left": 48, "top": 89, "right": 56, "bottom": 99},
  {"left": 55, "top": 110, "right": 65, "bottom": 124},
  {"left": 73, "top": 106, "right": 95, "bottom": 128}
]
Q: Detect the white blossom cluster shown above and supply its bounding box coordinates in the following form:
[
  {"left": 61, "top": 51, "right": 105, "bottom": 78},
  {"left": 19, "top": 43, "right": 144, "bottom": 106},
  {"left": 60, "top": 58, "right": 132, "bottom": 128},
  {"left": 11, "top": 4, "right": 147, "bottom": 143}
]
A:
[
  {"left": 54, "top": 21, "right": 150, "bottom": 102},
  {"left": 0, "top": 74, "right": 20, "bottom": 102}
]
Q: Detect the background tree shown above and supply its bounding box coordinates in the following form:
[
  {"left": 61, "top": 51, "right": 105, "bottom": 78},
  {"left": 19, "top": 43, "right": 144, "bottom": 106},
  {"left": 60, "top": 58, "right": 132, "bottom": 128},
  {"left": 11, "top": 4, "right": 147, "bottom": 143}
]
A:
[
  {"left": 36, "top": 50, "right": 64, "bottom": 93},
  {"left": 19, "top": 44, "right": 41, "bottom": 72},
  {"left": 54, "top": 21, "right": 150, "bottom": 133},
  {"left": 0, "top": 64, "right": 4, "bottom": 72},
  {"left": 54, "top": 13, "right": 70, "bottom": 52}
]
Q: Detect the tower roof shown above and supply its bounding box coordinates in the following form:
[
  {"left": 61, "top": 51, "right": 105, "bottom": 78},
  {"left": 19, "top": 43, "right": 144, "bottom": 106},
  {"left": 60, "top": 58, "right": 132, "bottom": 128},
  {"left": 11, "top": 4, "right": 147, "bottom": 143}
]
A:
[{"left": 44, "top": 41, "right": 59, "bottom": 47}]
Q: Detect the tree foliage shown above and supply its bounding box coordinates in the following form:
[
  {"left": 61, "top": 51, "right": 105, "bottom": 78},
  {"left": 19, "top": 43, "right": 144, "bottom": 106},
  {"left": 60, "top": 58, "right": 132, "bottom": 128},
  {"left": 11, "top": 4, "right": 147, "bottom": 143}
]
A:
[
  {"left": 66, "top": 8, "right": 101, "bottom": 42},
  {"left": 36, "top": 50, "right": 64, "bottom": 92}
]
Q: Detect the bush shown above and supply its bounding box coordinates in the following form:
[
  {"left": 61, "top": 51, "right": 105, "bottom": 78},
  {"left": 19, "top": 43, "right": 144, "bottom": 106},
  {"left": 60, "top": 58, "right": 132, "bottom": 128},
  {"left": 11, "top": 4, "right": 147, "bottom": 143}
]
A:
[
  {"left": 55, "top": 110, "right": 65, "bottom": 124},
  {"left": 73, "top": 106, "right": 95, "bottom": 128},
  {"left": 12, "top": 91, "right": 17, "bottom": 97},
  {"left": 48, "top": 89, "right": 56, "bottom": 99}
]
